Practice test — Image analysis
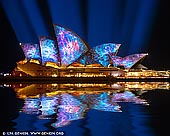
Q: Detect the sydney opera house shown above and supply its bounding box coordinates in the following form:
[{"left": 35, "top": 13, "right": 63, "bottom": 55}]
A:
[{"left": 12, "top": 24, "right": 169, "bottom": 79}]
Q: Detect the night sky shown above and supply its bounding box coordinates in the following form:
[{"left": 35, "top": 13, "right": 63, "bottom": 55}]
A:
[
  {"left": 0, "top": 4, "right": 24, "bottom": 73},
  {"left": 0, "top": 0, "right": 169, "bottom": 73}
]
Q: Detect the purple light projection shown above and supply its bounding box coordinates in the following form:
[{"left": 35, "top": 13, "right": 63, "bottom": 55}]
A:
[
  {"left": 111, "top": 53, "right": 148, "bottom": 69},
  {"left": 53, "top": 25, "right": 89, "bottom": 67}
]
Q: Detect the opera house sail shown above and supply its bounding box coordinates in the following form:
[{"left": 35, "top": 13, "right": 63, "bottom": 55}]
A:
[
  {"left": 20, "top": 43, "right": 41, "bottom": 64},
  {"left": 11, "top": 24, "right": 169, "bottom": 79},
  {"left": 110, "top": 53, "right": 148, "bottom": 69},
  {"left": 53, "top": 24, "right": 89, "bottom": 67},
  {"left": 77, "top": 43, "right": 121, "bottom": 67},
  {"left": 39, "top": 36, "right": 60, "bottom": 66}
]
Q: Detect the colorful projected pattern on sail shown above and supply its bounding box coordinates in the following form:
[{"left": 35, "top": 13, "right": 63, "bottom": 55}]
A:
[
  {"left": 20, "top": 43, "right": 41, "bottom": 62},
  {"left": 54, "top": 25, "right": 89, "bottom": 66},
  {"left": 39, "top": 36, "right": 59, "bottom": 65},
  {"left": 77, "top": 51, "right": 99, "bottom": 65},
  {"left": 121, "top": 53, "right": 147, "bottom": 69},
  {"left": 85, "top": 49, "right": 110, "bottom": 66},
  {"left": 111, "top": 56, "right": 123, "bottom": 67},
  {"left": 93, "top": 43, "right": 120, "bottom": 56},
  {"left": 77, "top": 55, "right": 87, "bottom": 65},
  {"left": 111, "top": 53, "right": 148, "bottom": 69},
  {"left": 78, "top": 43, "right": 120, "bottom": 66},
  {"left": 92, "top": 43, "right": 121, "bottom": 67}
]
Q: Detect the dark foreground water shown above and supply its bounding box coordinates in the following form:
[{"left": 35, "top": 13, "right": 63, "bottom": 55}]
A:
[{"left": 0, "top": 82, "right": 170, "bottom": 136}]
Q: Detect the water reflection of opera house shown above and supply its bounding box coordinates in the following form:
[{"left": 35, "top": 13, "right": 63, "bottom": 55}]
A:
[
  {"left": 5, "top": 82, "right": 168, "bottom": 128},
  {"left": 12, "top": 24, "right": 169, "bottom": 78},
  {"left": 9, "top": 82, "right": 169, "bottom": 99}
]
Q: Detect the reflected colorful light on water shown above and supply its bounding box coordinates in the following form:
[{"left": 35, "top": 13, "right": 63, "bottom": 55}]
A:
[
  {"left": 78, "top": 92, "right": 121, "bottom": 112},
  {"left": 20, "top": 88, "right": 148, "bottom": 128},
  {"left": 112, "top": 91, "right": 148, "bottom": 105},
  {"left": 0, "top": 82, "right": 169, "bottom": 136}
]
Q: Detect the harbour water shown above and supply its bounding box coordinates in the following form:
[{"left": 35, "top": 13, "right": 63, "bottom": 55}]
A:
[{"left": 0, "top": 82, "right": 170, "bottom": 136}]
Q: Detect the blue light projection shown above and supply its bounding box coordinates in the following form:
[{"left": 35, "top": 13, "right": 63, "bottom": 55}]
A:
[
  {"left": 39, "top": 36, "right": 59, "bottom": 65},
  {"left": 111, "top": 53, "right": 148, "bottom": 69},
  {"left": 53, "top": 25, "right": 89, "bottom": 67},
  {"left": 1, "top": 0, "right": 159, "bottom": 58},
  {"left": 128, "top": 0, "right": 159, "bottom": 54},
  {"left": 47, "top": 0, "right": 87, "bottom": 42},
  {"left": 20, "top": 43, "right": 41, "bottom": 62},
  {"left": 0, "top": 0, "right": 48, "bottom": 43}
]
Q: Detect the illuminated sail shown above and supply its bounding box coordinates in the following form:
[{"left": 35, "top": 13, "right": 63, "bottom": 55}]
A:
[
  {"left": 39, "top": 36, "right": 60, "bottom": 65},
  {"left": 111, "top": 53, "right": 148, "bottom": 69},
  {"left": 20, "top": 43, "right": 41, "bottom": 63},
  {"left": 77, "top": 51, "right": 99, "bottom": 66},
  {"left": 111, "top": 56, "right": 123, "bottom": 67},
  {"left": 53, "top": 24, "right": 89, "bottom": 67},
  {"left": 78, "top": 43, "right": 120, "bottom": 67},
  {"left": 92, "top": 43, "right": 120, "bottom": 67},
  {"left": 93, "top": 43, "right": 121, "bottom": 56}
]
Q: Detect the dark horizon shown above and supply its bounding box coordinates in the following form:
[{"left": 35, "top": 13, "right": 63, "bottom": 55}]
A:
[{"left": 0, "top": 0, "right": 170, "bottom": 73}]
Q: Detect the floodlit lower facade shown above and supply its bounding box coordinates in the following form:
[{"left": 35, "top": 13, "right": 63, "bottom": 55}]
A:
[{"left": 15, "top": 24, "right": 151, "bottom": 77}]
